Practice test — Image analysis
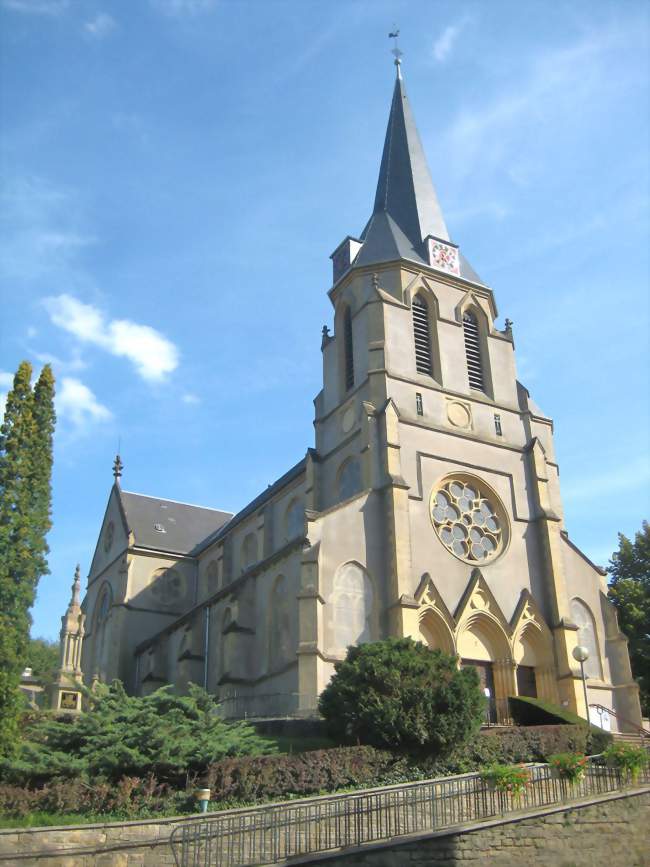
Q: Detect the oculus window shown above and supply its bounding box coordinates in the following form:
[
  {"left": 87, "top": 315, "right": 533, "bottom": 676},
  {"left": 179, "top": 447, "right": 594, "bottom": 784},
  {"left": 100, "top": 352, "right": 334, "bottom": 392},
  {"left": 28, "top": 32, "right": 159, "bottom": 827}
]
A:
[{"left": 430, "top": 476, "right": 508, "bottom": 564}]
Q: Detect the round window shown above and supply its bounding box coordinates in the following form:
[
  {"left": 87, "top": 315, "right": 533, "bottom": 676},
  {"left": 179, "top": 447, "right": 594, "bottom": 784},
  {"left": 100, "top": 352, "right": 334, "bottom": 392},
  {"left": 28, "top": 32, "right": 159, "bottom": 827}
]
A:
[{"left": 430, "top": 476, "right": 508, "bottom": 564}]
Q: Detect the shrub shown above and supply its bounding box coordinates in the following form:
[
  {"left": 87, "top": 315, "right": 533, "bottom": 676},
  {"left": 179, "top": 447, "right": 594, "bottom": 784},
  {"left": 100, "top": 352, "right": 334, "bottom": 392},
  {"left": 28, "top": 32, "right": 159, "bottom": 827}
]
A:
[
  {"left": 319, "top": 639, "right": 485, "bottom": 755},
  {"left": 482, "top": 725, "right": 588, "bottom": 762},
  {"left": 603, "top": 743, "right": 648, "bottom": 783},
  {"left": 0, "top": 775, "right": 185, "bottom": 819},
  {"left": 548, "top": 753, "right": 588, "bottom": 783},
  {"left": 480, "top": 764, "right": 531, "bottom": 799},
  {"left": 0, "top": 681, "right": 273, "bottom": 787},
  {"left": 508, "top": 696, "right": 612, "bottom": 754},
  {"left": 206, "top": 746, "right": 400, "bottom": 802}
]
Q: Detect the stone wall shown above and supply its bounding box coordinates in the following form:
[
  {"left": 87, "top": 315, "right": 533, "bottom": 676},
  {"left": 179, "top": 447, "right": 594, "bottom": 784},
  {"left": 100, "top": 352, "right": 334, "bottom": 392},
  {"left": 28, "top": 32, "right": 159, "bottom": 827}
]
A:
[
  {"left": 316, "top": 789, "right": 650, "bottom": 867},
  {"left": 0, "top": 789, "right": 647, "bottom": 866}
]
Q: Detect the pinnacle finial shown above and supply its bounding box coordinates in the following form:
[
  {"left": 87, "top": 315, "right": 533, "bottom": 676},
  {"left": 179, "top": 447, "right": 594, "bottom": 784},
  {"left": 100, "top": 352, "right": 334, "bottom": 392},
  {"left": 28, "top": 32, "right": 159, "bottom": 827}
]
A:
[
  {"left": 389, "top": 29, "right": 403, "bottom": 78},
  {"left": 69, "top": 564, "right": 81, "bottom": 609},
  {"left": 112, "top": 454, "right": 123, "bottom": 483}
]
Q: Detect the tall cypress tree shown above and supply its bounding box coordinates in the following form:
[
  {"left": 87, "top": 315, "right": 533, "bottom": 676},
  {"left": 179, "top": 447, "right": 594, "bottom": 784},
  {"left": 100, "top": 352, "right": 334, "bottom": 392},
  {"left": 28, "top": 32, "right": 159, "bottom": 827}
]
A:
[{"left": 0, "top": 362, "right": 56, "bottom": 754}]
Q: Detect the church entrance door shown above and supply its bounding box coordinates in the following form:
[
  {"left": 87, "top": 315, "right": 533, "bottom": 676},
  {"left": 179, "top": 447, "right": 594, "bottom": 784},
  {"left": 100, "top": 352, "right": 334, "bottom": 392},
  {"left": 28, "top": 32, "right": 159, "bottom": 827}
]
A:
[
  {"left": 516, "top": 664, "right": 538, "bottom": 698},
  {"left": 462, "top": 659, "right": 496, "bottom": 724}
]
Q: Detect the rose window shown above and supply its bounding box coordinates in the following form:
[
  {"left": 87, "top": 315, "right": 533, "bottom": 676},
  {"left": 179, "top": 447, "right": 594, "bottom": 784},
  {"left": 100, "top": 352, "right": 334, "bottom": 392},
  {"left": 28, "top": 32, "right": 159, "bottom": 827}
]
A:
[{"left": 431, "top": 478, "right": 506, "bottom": 563}]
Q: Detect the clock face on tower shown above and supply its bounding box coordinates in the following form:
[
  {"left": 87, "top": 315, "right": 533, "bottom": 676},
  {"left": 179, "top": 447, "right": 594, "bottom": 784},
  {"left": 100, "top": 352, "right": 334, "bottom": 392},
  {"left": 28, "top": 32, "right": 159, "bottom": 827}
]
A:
[{"left": 428, "top": 238, "right": 460, "bottom": 276}]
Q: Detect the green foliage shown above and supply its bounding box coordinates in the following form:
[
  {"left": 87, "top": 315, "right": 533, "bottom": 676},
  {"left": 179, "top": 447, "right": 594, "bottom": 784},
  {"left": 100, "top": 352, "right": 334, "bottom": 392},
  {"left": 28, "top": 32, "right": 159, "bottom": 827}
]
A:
[
  {"left": 603, "top": 743, "right": 648, "bottom": 783},
  {"left": 319, "top": 638, "right": 485, "bottom": 754},
  {"left": 0, "top": 681, "right": 273, "bottom": 786},
  {"left": 548, "top": 753, "right": 588, "bottom": 783},
  {"left": 0, "top": 363, "right": 55, "bottom": 754},
  {"left": 24, "top": 638, "right": 59, "bottom": 684},
  {"left": 508, "top": 696, "right": 611, "bottom": 754},
  {"left": 0, "top": 724, "right": 599, "bottom": 822},
  {"left": 206, "top": 745, "right": 398, "bottom": 803},
  {"left": 608, "top": 521, "right": 650, "bottom": 716},
  {"left": 480, "top": 763, "right": 531, "bottom": 798}
]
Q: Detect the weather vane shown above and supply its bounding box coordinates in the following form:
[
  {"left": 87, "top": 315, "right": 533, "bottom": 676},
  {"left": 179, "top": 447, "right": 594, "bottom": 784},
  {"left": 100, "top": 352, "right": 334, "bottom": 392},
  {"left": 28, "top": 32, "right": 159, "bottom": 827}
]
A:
[{"left": 388, "top": 28, "right": 403, "bottom": 75}]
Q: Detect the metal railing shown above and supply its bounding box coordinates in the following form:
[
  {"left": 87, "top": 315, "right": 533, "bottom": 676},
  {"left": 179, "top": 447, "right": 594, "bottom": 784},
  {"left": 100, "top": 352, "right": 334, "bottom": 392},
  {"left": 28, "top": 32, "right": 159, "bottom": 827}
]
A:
[{"left": 169, "top": 757, "right": 649, "bottom": 867}]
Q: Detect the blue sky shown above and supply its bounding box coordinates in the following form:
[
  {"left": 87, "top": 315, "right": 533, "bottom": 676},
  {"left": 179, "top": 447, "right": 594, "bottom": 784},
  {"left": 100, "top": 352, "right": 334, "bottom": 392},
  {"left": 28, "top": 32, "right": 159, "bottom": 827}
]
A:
[{"left": 1, "top": 0, "right": 648, "bottom": 642}]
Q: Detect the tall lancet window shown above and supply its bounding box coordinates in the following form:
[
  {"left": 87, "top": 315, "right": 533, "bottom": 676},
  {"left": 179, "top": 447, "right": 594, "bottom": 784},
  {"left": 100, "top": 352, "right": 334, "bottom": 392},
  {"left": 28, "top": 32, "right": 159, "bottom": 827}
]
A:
[
  {"left": 463, "top": 311, "right": 485, "bottom": 392},
  {"left": 344, "top": 307, "right": 354, "bottom": 391},
  {"left": 412, "top": 295, "right": 433, "bottom": 375}
]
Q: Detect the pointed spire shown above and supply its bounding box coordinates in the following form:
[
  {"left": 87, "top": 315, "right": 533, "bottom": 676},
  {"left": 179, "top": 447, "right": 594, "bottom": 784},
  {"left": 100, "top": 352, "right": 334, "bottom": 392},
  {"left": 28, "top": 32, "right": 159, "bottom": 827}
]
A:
[
  {"left": 372, "top": 72, "right": 449, "bottom": 246},
  {"left": 112, "top": 453, "right": 123, "bottom": 484},
  {"left": 71, "top": 564, "right": 81, "bottom": 608}
]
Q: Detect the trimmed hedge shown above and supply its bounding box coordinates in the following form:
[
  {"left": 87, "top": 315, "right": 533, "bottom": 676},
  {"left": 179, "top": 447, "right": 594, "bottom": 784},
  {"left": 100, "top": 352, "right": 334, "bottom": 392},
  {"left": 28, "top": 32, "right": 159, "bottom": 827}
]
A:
[
  {"left": 0, "top": 725, "right": 597, "bottom": 819},
  {"left": 206, "top": 746, "right": 398, "bottom": 802},
  {"left": 508, "top": 696, "right": 612, "bottom": 754}
]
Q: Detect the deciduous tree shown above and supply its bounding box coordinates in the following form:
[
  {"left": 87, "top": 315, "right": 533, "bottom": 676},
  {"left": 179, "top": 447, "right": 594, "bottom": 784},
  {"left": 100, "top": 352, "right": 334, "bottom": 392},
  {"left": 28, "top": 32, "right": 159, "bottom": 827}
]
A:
[{"left": 608, "top": 521, "right": 650, "bottom": 716}]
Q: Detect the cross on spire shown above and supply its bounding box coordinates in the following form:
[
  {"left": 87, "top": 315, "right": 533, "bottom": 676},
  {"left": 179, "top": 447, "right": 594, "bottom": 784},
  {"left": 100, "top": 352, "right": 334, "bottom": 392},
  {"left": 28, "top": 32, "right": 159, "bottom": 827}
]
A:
[
  {"left": 112, "top": 453, "right": 123, "bottom": 483},
  {"left": 388, "top": 29, "right": 403, "bottom": 78}
]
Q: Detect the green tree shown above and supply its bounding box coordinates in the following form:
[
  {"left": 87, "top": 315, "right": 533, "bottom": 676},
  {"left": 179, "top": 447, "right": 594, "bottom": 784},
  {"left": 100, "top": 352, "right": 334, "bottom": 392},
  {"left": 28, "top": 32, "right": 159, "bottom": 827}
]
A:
[
  {"left": 0, "top": 362, "right": 55, "bottom": 754},
  {"left": 24, "top": 637, "right": 59, "bottom": 684},
  {"left": 319, "top": 638, "right": 485, "bottom": 755},
  {"left": 608, "top": 521, "right": 650, "bottom": 716},
  {"left": 1, "top": 681, "right": 274, "bottom": 786}
]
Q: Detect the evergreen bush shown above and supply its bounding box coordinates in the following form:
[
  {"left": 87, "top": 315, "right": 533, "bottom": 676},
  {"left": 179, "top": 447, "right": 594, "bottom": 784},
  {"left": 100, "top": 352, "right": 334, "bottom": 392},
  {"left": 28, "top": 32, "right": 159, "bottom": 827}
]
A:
[
  {"left": 0, "top": 682, "right": 272, "bottom": 786},
  {"left": 318, "top": 638, "right": 485, "bottom": 754}
]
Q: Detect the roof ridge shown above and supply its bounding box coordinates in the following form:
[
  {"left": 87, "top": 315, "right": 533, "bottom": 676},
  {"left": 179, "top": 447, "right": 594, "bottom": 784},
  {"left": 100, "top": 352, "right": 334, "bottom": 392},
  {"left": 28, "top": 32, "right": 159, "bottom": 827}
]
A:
[{"left": 120, "top": 489, "right": 233, "bottom": 514}]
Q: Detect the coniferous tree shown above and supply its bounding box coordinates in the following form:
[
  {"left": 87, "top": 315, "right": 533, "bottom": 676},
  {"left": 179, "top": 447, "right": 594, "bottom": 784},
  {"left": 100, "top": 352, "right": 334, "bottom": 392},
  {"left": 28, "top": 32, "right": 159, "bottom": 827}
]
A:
[{"left": 0, "top": 362, "right": 56, "bottom": 754}]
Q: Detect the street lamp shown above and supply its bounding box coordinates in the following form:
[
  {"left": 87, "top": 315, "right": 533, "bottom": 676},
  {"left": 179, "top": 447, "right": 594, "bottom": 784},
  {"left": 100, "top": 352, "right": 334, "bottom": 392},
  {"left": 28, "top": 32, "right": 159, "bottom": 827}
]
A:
[{"left": 572, "top": 645, "right": 590, "bottom": 722}]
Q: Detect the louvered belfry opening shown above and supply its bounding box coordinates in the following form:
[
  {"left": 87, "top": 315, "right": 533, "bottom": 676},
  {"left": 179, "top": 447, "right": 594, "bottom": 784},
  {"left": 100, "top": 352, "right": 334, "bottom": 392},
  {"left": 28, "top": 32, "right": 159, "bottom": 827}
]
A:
[
  {"left": 412, "top": 295, "right": 433, "bottom": 376},
  {"left": 463, "top": 310, "right": 485, "bottom": 391},
  {"left": 344, "top": 307, "right": 354, "bottom": 391}
]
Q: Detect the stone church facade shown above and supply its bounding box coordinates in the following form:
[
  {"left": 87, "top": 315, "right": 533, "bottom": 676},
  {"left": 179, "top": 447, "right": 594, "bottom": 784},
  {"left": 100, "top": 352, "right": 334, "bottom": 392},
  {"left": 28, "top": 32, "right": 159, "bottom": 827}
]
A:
[{"left": 77, "top": 62, "right": 642, "bottom": 730}]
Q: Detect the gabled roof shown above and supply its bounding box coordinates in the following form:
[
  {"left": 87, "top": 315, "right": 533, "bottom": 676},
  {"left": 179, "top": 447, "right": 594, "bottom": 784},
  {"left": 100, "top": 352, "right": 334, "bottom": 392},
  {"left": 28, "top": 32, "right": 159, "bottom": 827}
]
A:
[
  {"left": 354, "top": 69, "right": 483, "bottom": 285},
  {"left": 119, "top": 490, "right": 232, "bottom": 556}
]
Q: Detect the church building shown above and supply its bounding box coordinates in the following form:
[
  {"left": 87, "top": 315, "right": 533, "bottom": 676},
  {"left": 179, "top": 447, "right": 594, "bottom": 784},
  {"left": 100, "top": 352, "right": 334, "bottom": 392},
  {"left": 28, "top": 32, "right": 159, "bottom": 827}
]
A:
[{"left": 73, "top": 57, "right": 642, "bottom": 730}]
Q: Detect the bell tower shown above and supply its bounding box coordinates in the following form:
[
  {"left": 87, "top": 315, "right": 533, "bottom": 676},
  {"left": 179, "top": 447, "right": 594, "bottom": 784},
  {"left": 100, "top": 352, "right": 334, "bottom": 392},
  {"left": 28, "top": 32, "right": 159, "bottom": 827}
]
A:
[{"left": 306, "top": 52, "right": 641, "bottom": 724}]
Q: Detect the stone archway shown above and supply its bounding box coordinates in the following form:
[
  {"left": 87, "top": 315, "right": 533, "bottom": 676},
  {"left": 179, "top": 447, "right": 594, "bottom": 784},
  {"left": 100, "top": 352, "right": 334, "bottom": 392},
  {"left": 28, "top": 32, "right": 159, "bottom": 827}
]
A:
[
  {"left": 457, "top": 612, "right": 514, "bottom": 724},
  {"left": 419, "top": 607, "right": 456, "bottom": 656}
]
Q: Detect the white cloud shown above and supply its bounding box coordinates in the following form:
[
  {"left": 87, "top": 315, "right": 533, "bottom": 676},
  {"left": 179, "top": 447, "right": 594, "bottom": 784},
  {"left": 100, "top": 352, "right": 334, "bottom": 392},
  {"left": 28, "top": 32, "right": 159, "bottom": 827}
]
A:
[
  {"left": 1, "top": 0, "right": 69, "bottom": 14},
  {"left": 150, "top": 0, "right": 216, "bottom": 15},
  {"left": 43, "top": 294, "right": 180, "bottom": 382},
  {"left": 84, "top": 13, "right": 115, "bottom": 39},
  {"left": 182, "top": 392, "right": 200, "bottom": 405},
  {"left": 433, "top": 18, "right": 468, "bottom": 64},
  {"left": 56, "top": 377, "right": 112, "bottom": 427},
  {"left": 27, "top": 326, "right": 38, "bottom": 339}
]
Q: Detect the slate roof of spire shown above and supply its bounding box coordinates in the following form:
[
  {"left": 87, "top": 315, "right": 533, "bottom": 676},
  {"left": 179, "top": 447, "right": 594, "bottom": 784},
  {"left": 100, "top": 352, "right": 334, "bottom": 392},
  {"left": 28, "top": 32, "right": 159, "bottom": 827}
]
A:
[{"left": 354, "top": 71, "right": 483, "bottom": 285}]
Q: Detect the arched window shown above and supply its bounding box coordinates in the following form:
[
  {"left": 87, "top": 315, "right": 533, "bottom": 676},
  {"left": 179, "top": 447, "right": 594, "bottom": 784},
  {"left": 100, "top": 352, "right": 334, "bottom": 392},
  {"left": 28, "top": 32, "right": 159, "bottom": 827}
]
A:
[
  {"left": 285, "top": 499, "right": 303, "bottom": 540},
  {"left": 343, "top": 307, "right": 354, "bottom": 391},
  {"left": 570, "top": 598, "right": 602, "bottom": 679},
  {"left": 463, "top": 310, "right": 485, "bottom": 392},
  {"left": 337, "top": 457, "right": 361, "bottom": 501},
  {"left": 241, "top": 532, "right": 258, "bottom": 571},
  {"left": 96, "top": 584, "right": 112, "bottom": 625},
  {"left": 331, "top": 563, "right": 374, "bottom": 652},
  {"left": 412, "top": 294, "right": 433, "bottom": 375},
  {"left": 269, "top": 575, "right": 292, "bottom": 668}
]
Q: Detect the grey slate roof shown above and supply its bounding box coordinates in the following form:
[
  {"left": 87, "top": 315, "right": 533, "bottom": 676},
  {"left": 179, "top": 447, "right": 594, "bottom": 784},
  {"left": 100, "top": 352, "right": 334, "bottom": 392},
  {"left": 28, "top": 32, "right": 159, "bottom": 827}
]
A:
[
  {"left": 354, "top": 72, "right": 484, "bottom": 285},
  {"left": 119, "top": 490, "right": 232, "bottom": 556}
]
